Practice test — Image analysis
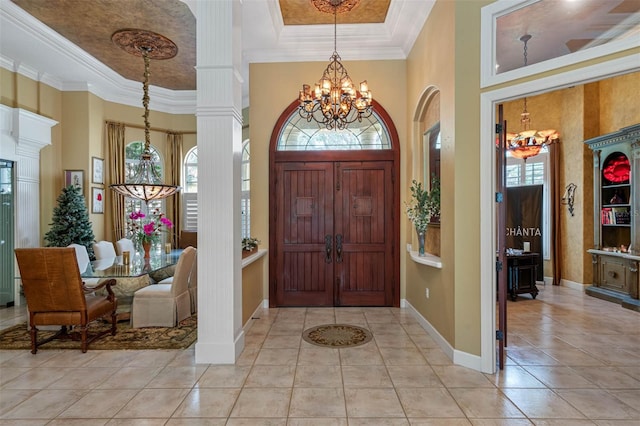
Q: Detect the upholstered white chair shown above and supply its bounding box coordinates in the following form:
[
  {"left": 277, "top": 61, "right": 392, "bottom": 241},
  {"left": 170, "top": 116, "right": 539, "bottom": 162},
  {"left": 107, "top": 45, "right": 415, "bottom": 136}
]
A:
[
  {"left": 188, "top": 253, "right": 197, "bottom": 314},
  {"left": 131, "top": 246, "right": 196, "bottom": 328},
  {"left": 115, "top": 238, "right": 135, "bottom": 256},
  {"left": 93, "top": 240, "right": 116, "bottom": 260},
  {"left": 68, "top": 243, "right": 100, "bottom": 286}
]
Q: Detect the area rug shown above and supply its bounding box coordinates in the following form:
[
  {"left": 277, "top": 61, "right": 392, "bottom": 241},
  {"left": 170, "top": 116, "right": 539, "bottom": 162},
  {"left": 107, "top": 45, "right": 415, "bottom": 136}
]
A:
[
  {"left": 0, "top": 316, "right": 197, "bottom": 351},
  {"left": 302, "top": 324, "right": 372, "bottom": 348}
]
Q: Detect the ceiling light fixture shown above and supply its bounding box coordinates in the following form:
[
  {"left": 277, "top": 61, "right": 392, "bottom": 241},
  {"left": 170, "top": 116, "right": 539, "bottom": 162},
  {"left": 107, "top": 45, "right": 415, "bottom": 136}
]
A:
[
  {"left": 109, "top": 29, "right": 181, "bottom": 203},
  {"left": 506, "top": 34, "right": 559, "bottom": 161},
  {"left": 298, "top": 0, "right": 372, "bottom": 130}
]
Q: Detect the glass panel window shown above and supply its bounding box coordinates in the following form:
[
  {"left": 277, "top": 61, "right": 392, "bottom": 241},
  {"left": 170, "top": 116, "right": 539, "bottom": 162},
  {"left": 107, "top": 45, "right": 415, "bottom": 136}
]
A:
[
  {"left": 277, "top": 110, "right": 391, "bottom": 151},
  {"left": 184, "top": 147, "right": 198, "bottom": 193},
  {"left": 125, "top": 142, "right": 165, "bottom": 243}
]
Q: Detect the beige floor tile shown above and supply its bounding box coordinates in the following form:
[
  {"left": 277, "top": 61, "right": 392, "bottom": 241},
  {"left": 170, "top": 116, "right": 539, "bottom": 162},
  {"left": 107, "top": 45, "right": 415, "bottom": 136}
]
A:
[
  {"left": 114, "top": 388, "right": 191, "bottom": 418},
  {"left": 245, "top": 365, "right": 296, "bottom": 387},
  {"left": 532, "top": 420, "right": 598, "bottom": 426},
  {"left": 297, "top": 345, "right": 340, "bottom": 365},
  {"left": 349, "top": 419, "right": 409, "bottom": 425},
  {"left": 571, "top": 367, "right": 640, "bottom": 389},
  {"left": 379, "top": 346, "right": 427, "bottom": 365},
  {"left": 96, "top": 367, "right": 163, "bottom": 389},
  {"left": 420, "top": 348, "right": 455, "bottom": 365},
  {"left": 522, "top": 366, "right": 598, "bottom": 389},
  {"left": 0, "top": 367, "right": 30, "bottom": 385},
  {"left": 268, "top": 322, "right": 304, "bottom": 335},
  {"left": 2, "top": 367, "right": 68, "bottom": 389},
  {"left": 0, "top": 389, "right": 39, "bottom": 417},
  {"left": 124, "top": 350, "right": 179, "bottom": 367},
  {"left": 593, "top": 421, "right": 640, "bottom": 426},
  {"left": 236, "top": 345, "right": 260, "bottom": 366},
  {"left": 387, "top": 365, "right": 443, "bottom": 388},
  {"left": 555, "top": 389, "right": 640, "bottom": 420},
  {"left": 468, "top": 420, "right": 533, "bottom": 425},
  {"left": 262, "top": 334, "right": 301, "bottom": 348},
  {"left": 1, "top": 350, "right": 60, "bottom": 368},
  {"left": 344, "top": 387, "right": 405, "bottom": 417},
  {"left": 46, "top": 367, "right": 117, "bottom": 389},
  {"left": 58, "top": 389, "right": 138, "bottom": 418},
  {"left": 81, "top": 351, "right": 140, "bottom": 368},
  {"left": 342, "top": 365, "right": 393, "bottom": 387},
  {"left": 539, "top": 348, "right": 605, "bottom": 367},
  {"left": 166, "top": 419, "right": 227, "bottom": 425},
  {"left": 501, "top": 388, "right": 586, "bottom": 419},
  {"left": 374, "top": 333, "right": 418, "bottom": 348},
  {"left": 1, "top": 389, "right": 87, "bottom": 419},
  {"left": 608, "top": 389, "right": 640, "bottom": 408},
  {"left": 485, "top": 365, "right": 546, "bottom": 388},
  {"left": 254, "top": 348, "right": 299, "bottom": 366},
  {"left": 225, "top": 419, "right": 286, "bottom": 426},
  {"left": 340, "top": 343, "right": 384, "bottom": 365},
  {"left": 432, "top": 365, "right": 494, "bottom": 388},
  {"left": 196, "top": 365, "right": 250, "bottom": 388},
  {"left": 145, "top": 366, "right": 207, "bottom": 388},
  {"left": 47, "top": 420, "right": 108, "bottom": 425},
  {"left": 38, "top": 350, "right": 101, "bottom": 367},
  {"left": 448, "top": 388, "right": 525, "bottom": 418},
  {"left": 409, "top": 333, "right": 441, "bottom": 349},
  {"left": 104, "top": 419, "right": 167, "bottom": 425},
  {"left": 287, "top": 418, "right": 347, "bottom": 425},
  {"left": 369, "top": 322, "right": 408, "bottom": 334},
  {"left": 395, "top": 387, "right": 465, "bottom": 418},
  {"left": 230, "top": 388, "right": 291, "bottom": 417},
  {"left": 172, "top": 388, "right": 241, "bottom": 418},
  {"left": 409, "top": 419, "right": 473, "bottom": 425},
  {"left": 294, "top": 364, "right": 342, "bottom": 387},
  {"left": 289, "top": 387, "right": 346, "bottom": 417},
  {"left": 506, "top": 348, "right": 563, "bottom": 366}
]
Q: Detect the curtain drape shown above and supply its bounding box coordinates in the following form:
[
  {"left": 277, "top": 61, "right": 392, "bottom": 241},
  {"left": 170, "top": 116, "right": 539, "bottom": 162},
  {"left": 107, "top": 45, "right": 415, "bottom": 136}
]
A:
[
  {"left": 105, "top": 122, "right": 126, "bottom": 241},
  {"left": 550, "top": 142, "right": 562, "bottom": 285},
  {"left": 167, "top": 132, "right": 183, "bottom": 248}
]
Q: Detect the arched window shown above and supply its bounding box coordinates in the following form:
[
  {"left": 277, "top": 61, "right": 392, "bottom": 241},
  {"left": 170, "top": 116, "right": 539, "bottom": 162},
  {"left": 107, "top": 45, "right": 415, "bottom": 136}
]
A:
[
  {"left": 277, "top": 111, "right": 391, "bottom": 150},
  {"left": 124, "top": 141, "right": 165, "bottom": 242},
  {"left": 241, "top": 140, "right": 250, "bottom": 239},
  {"left": 183, "top": 147, "right": 198, "bottom": 230}
]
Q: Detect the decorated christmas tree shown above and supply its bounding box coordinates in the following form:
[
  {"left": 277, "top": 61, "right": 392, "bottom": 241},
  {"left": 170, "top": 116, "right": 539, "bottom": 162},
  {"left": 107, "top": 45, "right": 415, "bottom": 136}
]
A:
[{"left": 44, "top": 185, "right": 96, "bottom": 259}]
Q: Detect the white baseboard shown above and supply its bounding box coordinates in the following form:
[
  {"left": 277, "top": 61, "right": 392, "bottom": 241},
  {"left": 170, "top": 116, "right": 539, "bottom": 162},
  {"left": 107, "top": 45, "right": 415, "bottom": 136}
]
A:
[{"left": 403, "top": 300, "right": 482, "bottom": 372}]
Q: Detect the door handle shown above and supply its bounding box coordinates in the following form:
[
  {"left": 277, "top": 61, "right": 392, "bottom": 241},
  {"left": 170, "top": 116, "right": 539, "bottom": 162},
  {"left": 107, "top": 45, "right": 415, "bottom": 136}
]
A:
[
  {"left": 336, "top": 234, "right": 343, "bottom": 263},
  {"left": 325, "top": 234, "right": 332, "bottom": 264}
]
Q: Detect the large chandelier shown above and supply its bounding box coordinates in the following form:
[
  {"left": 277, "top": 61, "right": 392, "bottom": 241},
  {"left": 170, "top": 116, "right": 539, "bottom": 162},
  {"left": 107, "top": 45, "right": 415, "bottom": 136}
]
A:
[
  {"left": 109, "top": 29, "right": 181, "bottom": 203},
  {"left": 298, "top": 0, "right": 373, "bottom": 130},
  {"left": 506, "top": 34, "right": 559, "bottom": 161}
]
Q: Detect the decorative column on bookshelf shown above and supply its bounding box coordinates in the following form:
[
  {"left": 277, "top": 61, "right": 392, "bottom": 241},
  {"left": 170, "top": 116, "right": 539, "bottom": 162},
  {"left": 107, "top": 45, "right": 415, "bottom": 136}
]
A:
[{"left": 585, "top": 124, "right": 640, "bottom": 312}]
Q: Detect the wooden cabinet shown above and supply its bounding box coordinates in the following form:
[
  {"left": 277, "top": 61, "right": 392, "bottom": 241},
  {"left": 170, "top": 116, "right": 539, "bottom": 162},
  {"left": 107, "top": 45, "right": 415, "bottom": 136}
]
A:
[
  {"left": 507, "top": 253, "right": 539, "bottom": 301},
  {"left": 585, "top": 124, "right": 640, "bottom": 311}
]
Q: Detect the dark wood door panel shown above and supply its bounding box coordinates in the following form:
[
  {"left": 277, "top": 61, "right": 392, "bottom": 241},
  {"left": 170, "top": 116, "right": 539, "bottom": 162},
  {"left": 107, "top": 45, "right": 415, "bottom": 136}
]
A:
[{"left": 337, "top": 251, "right": 388, "bottom": 306}]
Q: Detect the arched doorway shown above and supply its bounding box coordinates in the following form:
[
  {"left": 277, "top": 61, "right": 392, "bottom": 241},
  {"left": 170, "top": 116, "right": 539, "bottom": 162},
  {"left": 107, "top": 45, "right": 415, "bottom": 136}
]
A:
[{"left": 268, "top": 100, "right": 400, "bottom": 307}]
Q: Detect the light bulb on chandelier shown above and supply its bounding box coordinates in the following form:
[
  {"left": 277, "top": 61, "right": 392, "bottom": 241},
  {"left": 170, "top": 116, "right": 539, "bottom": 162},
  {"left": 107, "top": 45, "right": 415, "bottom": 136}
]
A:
[
  {"left": 506, "top": 34, "right": 559, "bottom": 161},
  {"left": 297, "top": 0, "right": 373, "bottom": 130}
]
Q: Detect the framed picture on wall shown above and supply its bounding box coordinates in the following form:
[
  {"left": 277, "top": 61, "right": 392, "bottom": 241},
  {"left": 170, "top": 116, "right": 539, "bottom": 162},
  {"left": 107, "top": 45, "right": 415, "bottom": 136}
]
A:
[
  {"left": 64, "top": 170, "right": 84, "bottom": 194},
  {"left": 92, "top": 157, "right": 104, "bottom": 184},
  {"left": 91, "top": 187, "right": 104, "bottom": 214}
]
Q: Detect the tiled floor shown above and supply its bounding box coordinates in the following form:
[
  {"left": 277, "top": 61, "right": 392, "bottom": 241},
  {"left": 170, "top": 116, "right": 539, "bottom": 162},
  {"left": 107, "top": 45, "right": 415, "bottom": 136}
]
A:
[{"left": 1, "top": 285, "right": 639, "bottom": 425}]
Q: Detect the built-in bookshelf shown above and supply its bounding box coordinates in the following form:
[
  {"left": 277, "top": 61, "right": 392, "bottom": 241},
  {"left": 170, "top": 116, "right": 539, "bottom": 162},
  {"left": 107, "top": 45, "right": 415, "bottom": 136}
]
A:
[{"left": 585, "top": 124, "right": 639, "bottom": 311}]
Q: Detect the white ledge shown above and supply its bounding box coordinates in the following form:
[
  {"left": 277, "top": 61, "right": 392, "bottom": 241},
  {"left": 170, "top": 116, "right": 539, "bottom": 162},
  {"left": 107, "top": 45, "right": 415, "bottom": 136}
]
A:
[
  {"left": 242, "top": 248, "right": 267, "bottom": 268},
  {"left": 408, "top": 250, "right": 442, "bottom": 268}
]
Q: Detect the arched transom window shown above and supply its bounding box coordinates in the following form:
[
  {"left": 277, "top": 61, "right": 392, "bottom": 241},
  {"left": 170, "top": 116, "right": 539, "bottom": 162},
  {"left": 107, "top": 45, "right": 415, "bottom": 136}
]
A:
[{"left": 278, "top": 110, "right": 391, "bottom": 151}]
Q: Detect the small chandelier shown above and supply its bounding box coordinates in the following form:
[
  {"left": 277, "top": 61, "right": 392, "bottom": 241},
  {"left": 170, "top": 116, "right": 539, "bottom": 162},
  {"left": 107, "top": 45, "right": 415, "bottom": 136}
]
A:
[
  {"left": 506, "top": 34, "right": 559, "bottom": 161},
  {"left": 298, "top": 0, "right": 373, "bottom": 130},
  {"left": 109, "top": 29, "right": 181, "bottom": 203}
]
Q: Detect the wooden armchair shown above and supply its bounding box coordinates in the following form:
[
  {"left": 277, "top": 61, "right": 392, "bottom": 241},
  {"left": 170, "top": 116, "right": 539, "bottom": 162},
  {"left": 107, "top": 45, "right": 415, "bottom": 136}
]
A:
[{"left": 14, "top": 247, "right": 118, "bottom": 354}]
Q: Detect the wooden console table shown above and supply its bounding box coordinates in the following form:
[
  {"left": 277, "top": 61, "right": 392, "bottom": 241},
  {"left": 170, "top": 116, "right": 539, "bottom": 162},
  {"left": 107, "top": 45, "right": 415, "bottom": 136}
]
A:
[{"left": 507, "top": 253, "right": 539, "bottom": 301}]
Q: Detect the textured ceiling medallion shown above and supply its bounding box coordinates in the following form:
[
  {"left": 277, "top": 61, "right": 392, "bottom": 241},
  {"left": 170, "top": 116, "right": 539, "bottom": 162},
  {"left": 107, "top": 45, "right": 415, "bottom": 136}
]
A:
[
  {"left": 311, "top": 0, "right": 360, "bottom": 15},
  {"left": 111, "top": 29, "right": 178, "bottom": 60}
]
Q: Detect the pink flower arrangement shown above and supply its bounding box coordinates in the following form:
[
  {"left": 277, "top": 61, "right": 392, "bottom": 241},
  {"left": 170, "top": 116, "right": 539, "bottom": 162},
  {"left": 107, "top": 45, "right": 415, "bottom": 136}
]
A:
[{"left": 127, "top": 210, "right": 173, "bottom": 245}]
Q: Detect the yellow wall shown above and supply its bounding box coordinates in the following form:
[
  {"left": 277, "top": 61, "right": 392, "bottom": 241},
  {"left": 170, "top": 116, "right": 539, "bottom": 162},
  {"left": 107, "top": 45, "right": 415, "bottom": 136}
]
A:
[
  {"left": 501, "top": 73, "right": 639, "bottom": 286},
  {"left": 242, "top": 255, "right": 267, "bottom": 325}
]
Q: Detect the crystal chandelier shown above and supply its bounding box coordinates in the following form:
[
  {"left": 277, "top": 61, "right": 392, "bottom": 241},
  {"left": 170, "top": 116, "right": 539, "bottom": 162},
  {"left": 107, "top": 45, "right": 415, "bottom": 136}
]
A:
[
  {"left": 109, "top": 29, "right": 181, "bottom": 203},
  {"left": 298, "top": 0, "right": 373, "bottom": 130},
  {"left": 506, "top": 34, "right": 559, "bottom": 161}
]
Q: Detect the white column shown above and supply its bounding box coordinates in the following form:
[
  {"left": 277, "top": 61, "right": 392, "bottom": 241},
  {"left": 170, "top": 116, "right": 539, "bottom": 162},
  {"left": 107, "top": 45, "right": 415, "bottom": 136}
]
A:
[
  {"left": 194, "top": 0, "right": 244, "bottom": 363},
  {"left": 0, "top": 105, "right": 57, "bottom": 305}
]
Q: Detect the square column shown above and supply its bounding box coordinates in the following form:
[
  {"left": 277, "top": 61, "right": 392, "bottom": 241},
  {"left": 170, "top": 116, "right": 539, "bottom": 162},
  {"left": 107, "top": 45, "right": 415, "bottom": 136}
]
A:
[{"left": 193, "top": 0, "right": 244, "bottom": 363}]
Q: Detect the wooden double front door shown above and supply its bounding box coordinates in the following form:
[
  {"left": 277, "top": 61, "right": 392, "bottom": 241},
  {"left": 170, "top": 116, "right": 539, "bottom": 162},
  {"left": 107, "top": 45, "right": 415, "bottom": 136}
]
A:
[{"left": 270, "top": 160, "right": 397, "bottom": 307}]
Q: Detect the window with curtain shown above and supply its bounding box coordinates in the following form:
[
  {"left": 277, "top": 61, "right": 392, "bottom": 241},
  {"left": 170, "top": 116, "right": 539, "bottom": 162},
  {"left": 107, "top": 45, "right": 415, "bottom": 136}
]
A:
[
  {"left": 506, "top": 148, "right": 550, "bottom": 259},
  {"left": 125, "top": 141, "right": 166, "bottom": 243}
]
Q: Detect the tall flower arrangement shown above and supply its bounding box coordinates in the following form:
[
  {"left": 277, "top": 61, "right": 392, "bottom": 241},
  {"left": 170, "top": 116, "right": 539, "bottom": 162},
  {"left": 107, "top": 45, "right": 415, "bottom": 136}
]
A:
[
  {"left": 127, "top": 209, "right": 173, "bottom": 246},
  {"left": 405, "top": 176, "right": 440, "bottom": 233}
]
